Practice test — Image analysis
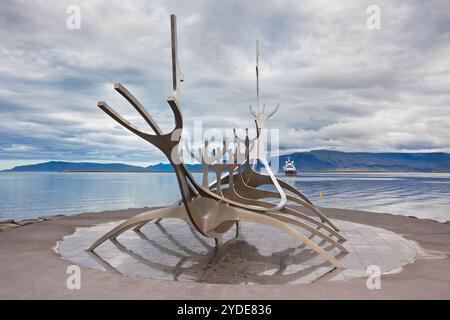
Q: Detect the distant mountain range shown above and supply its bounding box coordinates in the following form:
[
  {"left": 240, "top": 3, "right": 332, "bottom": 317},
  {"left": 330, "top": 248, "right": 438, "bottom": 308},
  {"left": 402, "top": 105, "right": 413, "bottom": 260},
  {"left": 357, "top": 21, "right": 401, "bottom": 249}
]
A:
[
  {"left": 2, "top": 161, "right": 203, "bottom": 172},
  {"left": 3, "top": 161, "right": 149, "bottom": 172},
  {"left": 277, "top": 150, "right": 450, "bottom": 172},
  {"left": 3, "top": 150, "right": 450, "bottom": 172},
  {"left": 146, "top": 162, "right": 203, "bottom": 172}
]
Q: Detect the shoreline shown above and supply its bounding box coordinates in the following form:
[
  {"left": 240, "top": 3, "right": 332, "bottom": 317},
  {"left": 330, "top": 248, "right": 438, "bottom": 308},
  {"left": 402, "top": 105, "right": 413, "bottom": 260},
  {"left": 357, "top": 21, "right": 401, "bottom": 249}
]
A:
[
  {"left": 2, "top": 206, "right": 449, "bottom": 232},
  {"left": 1, "top": 206, "right": 449, "bottom": 298}
]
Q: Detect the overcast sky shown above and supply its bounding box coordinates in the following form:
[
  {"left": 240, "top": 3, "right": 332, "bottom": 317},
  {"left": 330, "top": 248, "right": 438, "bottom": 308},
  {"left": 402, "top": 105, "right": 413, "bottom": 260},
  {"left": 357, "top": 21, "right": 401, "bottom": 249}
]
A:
[{"left": 1, "top": 0, "right": 449, "bottom": 169}]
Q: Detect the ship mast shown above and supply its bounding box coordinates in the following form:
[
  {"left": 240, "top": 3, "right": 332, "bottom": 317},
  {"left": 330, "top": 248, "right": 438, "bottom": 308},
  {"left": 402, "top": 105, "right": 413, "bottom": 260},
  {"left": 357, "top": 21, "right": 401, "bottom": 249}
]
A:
[
  {"left": 254, "top": 40, "right": 260, "bottom": 169},
  {"left": 170, "top": 14, "right": 184, "bottom": 98},
  {"left": 256, "top": 40, "right": 260, "bottom": 115}
]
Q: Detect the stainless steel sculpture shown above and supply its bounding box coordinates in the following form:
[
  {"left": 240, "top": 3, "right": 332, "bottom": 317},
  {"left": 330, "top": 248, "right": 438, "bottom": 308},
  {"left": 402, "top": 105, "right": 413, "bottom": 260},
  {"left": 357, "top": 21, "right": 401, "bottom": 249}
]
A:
[{"left": 89, "top": 15, "right": 347, "bottom": 268}]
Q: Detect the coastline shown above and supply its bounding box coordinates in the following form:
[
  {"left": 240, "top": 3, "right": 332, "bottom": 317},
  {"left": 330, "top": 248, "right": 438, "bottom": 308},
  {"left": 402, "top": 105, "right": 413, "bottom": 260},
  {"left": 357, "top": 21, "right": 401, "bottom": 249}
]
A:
[
  {"left": 1, "top": 206, "right": 449, "bottom": 232},
  {"left": 0, "top": 206, "right": 450, "bottom": 299}
]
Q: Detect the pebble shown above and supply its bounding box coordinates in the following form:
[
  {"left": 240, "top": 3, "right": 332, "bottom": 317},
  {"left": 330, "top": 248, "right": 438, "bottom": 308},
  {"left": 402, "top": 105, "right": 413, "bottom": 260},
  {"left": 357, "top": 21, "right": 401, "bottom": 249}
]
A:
[
  {"left": 0, "top": 219, "right": 15, "bottom": 224},
  {"left": 39, "top": 214, "right": 66, "bottom": 221},
  {"left": 0, "top": 214, "right": 67, "bottom": 231},
  {"left": 16, "top": 219, "right": 39, "bottom": 226}
]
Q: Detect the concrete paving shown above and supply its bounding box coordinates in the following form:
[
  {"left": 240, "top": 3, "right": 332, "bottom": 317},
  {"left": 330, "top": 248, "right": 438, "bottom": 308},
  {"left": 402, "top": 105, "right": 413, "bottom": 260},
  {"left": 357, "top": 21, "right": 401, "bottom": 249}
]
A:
[
  {"left": 58, "top": 218, "right": 415, "bottom": 285},
  {"left": 0, "top": 207, "right": 449, "bottom": 299}
]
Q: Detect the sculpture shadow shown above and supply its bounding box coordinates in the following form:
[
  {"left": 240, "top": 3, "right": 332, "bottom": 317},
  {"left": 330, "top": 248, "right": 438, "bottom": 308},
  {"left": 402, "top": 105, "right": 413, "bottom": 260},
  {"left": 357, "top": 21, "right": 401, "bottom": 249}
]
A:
[{"left": 89, "top": 220, "right": 340, "bottom": 284}]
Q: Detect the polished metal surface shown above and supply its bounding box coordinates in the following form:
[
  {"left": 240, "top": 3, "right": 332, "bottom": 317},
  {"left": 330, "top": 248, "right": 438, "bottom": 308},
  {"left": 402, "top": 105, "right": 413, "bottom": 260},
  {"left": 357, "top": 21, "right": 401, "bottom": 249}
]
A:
[{"left": 89, "top": 14, "right": 348, "bottom": 268}]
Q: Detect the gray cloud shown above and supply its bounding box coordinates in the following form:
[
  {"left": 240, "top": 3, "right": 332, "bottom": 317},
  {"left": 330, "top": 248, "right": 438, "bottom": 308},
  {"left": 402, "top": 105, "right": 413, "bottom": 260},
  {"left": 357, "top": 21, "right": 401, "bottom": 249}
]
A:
[{"left": 0, "top": 0, "right": 450, "bottom": 168}]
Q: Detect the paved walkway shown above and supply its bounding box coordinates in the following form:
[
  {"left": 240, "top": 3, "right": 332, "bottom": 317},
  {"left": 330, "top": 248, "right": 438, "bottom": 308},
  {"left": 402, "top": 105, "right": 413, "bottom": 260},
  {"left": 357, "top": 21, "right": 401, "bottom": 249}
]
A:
[
  {"left": 58, "top": 218, "right": 416, "bottom": 285},
  {"left": 0, "top": 207, "right": 449, "bottom": 299}
]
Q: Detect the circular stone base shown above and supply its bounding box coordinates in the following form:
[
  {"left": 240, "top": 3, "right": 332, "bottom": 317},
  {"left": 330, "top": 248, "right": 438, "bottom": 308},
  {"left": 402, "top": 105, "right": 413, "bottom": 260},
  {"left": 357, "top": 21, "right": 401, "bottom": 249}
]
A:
[{"left": 58, "top": 218, "right": 416, "bottom": 285}]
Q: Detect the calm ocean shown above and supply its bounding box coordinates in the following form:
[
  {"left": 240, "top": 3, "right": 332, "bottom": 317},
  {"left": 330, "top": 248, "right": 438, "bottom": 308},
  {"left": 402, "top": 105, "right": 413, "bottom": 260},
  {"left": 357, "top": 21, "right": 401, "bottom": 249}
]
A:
[{"left": 0, "top": 172, "right": 449, "bottom": 222}]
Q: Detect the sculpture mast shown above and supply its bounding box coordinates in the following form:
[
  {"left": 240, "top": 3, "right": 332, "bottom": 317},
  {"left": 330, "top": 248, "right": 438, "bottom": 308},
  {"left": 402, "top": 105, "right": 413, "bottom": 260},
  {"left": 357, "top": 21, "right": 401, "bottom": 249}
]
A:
[
  {"left": 91, "top": 15, "right": 345, "bottom": 266},
  {"left": 256, "top": 40, "right": 260, "bottom": 115},
  {"left": 171, "top": 14, "right": 184, "bottom": 98}
]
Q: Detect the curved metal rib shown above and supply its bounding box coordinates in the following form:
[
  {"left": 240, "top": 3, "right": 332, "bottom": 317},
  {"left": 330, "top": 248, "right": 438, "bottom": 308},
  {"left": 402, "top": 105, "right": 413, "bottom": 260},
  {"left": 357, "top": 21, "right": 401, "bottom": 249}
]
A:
[
  {"left": 227, "top": 207, "right": 344, "bottom": 268},
  {"left": 232, "top": 126, "right": 287, "bottom": 211},
  {"left": 92, "top": 15, "right": 346, "bottom": 270},
  {"left": 220, "top": 185, "right": 345, "bottom": 250},
  {"left": 261, "top": 212, "right": 347, "bottom": 253},
  {"left": 114, "top": 83, "right": 163, "bottom": 135},
  {"left": 236, "top": 169, "right": 340, "bottom": 231},
  {"left": 249, "top": 103, "right": 279, "bottom": 120},
  {"left": 226, "top": 171, "right": 343, "bottom": 239},
  {"left": 97, "top": 101, "right": 159, "bottom": 145},
  {"left": 88, "top": 205, "right": 189, "bottom": 251}
]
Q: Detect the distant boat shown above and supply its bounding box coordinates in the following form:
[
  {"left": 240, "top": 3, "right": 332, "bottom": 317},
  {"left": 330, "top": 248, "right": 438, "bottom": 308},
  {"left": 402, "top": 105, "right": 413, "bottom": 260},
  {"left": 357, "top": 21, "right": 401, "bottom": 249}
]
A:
[{"left": 284, "top": 157, "right": 297, "bottom": 176}]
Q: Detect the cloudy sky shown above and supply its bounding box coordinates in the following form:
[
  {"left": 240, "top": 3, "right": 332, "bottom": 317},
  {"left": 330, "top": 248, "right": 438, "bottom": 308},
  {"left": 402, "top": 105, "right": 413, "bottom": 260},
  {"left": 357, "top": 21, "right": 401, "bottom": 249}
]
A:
[{"left": 1, "top": 0, "right": 449, "bottom": 169}]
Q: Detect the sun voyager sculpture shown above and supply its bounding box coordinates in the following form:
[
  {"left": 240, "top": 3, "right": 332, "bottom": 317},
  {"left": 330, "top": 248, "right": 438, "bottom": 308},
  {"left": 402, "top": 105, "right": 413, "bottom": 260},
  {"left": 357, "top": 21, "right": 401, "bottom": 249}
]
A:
[{"left": 89, "top": 15, "right": 348, "bottom": 268}]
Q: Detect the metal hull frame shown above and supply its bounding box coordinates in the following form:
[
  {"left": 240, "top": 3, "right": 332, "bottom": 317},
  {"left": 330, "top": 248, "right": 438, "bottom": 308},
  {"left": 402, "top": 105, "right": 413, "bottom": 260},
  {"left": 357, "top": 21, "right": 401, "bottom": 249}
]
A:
[{"left": 88, "top": 15, "right": 347, "bottom": 268}]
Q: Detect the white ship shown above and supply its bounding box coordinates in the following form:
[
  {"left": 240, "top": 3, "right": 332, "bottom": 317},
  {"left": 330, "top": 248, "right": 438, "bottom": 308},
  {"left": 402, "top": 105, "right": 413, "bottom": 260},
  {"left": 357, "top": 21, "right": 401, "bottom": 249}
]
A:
[{"left": 283, "top": 157, "right": 297, "bottom": 176}]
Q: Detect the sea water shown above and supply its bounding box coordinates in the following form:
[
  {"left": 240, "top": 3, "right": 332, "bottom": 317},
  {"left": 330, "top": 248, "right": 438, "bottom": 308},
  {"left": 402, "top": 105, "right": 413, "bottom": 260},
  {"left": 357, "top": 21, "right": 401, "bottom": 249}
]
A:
[{"left": 0, "top": 171, "right": 449, "bottom": 222}]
